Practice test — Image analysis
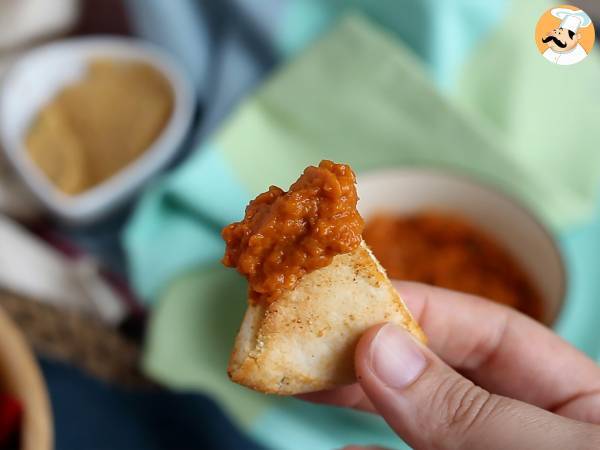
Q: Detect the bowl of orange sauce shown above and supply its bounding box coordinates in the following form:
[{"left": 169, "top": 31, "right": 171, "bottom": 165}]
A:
[{"left": 357, "top": 169, "right": 566, "bottom": 326}]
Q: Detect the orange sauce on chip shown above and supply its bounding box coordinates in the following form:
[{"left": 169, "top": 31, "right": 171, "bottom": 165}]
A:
[{"left": 222, "top": 160, "right": 364, "bottom": 304}]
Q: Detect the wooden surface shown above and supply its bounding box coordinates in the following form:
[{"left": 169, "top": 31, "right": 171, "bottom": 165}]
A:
[
  {"left": 0, "top": 306, "right": 52, "bottom": 450},
  {"left": 0, "top": 292, "right": 150, "bottom": 388}
]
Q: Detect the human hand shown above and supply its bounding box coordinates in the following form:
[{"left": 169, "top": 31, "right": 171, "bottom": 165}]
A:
[{"left": 300, "top": 282, "right": 600, "bottom": 450}]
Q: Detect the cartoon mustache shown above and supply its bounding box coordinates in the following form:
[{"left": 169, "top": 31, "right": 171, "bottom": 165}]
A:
[{"left": 542, "top": 35, "right": 567, "bottom": 48}]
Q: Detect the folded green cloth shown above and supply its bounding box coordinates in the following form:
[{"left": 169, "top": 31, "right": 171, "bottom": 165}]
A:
[
  {"left": 141, "top": 13, "right": 543, "bottom": 444},
  {"left": 456, "top": 0, "right": 600, "bottom": 221},
  {"left": 127, "top": 4, "right": 600, "bottom": 449},
  {"left": 126, "top": 8, "right": 591, "bottom": 302}
]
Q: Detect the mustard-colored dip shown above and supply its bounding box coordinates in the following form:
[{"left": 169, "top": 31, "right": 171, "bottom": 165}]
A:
[{"left": 26, "top": 59, "right": 174, "bottom": 195}]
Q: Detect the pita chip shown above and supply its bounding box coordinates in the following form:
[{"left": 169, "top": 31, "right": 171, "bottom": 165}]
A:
[{"left": 222, "top": 161, "right": 425, "bottom": 395}]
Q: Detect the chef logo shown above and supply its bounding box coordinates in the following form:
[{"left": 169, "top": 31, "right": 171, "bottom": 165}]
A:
[{"left": 535, "top": 5, "right": 595, "bottom": 65}]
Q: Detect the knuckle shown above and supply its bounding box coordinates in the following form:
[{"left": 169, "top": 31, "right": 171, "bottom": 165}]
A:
[{"left": 429, "top": 374, "right": 499, "bottom": 448}]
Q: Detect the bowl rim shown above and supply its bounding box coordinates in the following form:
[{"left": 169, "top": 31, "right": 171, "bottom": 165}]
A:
[
  {"left": 0, "top": 36, "right": 195, "bottom": 223},
  {"left": 357, "top": 166, "right": 568, "bottom": 327},
  {"left": 0, "top": 306, "right": 52, "bottom": 450}
]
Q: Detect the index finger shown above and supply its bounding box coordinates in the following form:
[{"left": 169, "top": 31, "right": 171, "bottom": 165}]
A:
[{"left": 395, "top": 281, "right": 600, "bottom": 414}]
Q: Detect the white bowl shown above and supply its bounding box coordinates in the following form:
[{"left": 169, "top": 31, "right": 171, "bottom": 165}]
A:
[
  {"left": 0, "top": 37, "right": 195, "bottom": 223},
  {"left": 357, "top": 169, "right": 567, "bottom": 326}
]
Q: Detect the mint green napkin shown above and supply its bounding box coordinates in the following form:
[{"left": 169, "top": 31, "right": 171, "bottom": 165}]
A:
[
  {"left": 129, "top": 2, "right": 600, "bottom": 448},
  {"left": 125, "top": 11, "right": 567, "bottom": 303},
  {"left": 455, "top": 0, "right": 600, "bottom": 223},
  {"left": 144, "top": 8, "right": 544, "bottom": 433}
]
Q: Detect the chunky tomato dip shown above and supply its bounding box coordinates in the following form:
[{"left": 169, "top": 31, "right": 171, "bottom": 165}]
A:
[
  {"left": 363, "top": 212, "right": 544, "bottom": 321},
  {"left": 222, "top": 160, "right": 364, "bottom": 304}
]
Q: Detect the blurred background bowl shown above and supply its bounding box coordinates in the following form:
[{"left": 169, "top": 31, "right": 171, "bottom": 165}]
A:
[
  {"left": 0, "top": 36, "right": 195, "bottom": 223},
  {"left": 0, "top": 306, "right": 52, "bottom": 450},
  {"left": 357, "top": 168, "right": 567, "bottom": 327}
]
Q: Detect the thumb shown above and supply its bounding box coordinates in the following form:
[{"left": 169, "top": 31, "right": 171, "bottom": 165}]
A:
[{"left": 355, "top": 323, "right": 596, "bottom": 450}]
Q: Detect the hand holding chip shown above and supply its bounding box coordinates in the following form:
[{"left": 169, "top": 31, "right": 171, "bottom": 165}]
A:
[{"left": 300, "top": 282, "right": 600, "bottom": 450}]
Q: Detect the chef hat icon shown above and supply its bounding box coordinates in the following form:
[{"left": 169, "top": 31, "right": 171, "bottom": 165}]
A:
[{"left": 551, "top": 8, "right": 592, "bottom": 33}]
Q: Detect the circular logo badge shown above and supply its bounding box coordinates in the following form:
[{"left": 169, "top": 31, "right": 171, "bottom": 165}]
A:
[{"left": 535, "top": 5, "right": 595, "bottom": 65}]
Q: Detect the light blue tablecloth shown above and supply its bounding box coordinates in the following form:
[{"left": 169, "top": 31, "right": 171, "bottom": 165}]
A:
[{"left": 122, "top": 1, "right": 600, "bottom": 449}]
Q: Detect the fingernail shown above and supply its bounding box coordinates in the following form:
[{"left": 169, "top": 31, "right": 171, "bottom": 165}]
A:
[{"left": 369, "top": 324, "right": 427, "bottom": 389}]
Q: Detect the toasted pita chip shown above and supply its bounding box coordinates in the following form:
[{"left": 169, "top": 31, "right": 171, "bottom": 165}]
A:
[{"left": 228, "top": 241, "right": 425, "bottom": 395}]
